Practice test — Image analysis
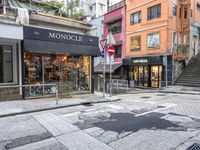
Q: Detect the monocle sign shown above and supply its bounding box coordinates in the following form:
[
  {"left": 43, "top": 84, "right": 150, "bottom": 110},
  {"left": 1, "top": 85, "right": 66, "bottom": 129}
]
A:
[{"left": 48, "top": 32, "right": 83, "bottom": 42}]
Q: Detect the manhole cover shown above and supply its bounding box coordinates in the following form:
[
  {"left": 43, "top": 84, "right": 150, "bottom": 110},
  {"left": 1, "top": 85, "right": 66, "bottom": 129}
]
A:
[
  {"left": 140, "top": 96, "right": 151, "bottom": 99},
  {"left": 187, "top": 143, "right": 200, "bottom": 150}
]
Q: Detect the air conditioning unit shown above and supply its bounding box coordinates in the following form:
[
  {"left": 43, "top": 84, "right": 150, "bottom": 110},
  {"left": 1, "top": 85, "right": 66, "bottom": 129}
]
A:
[{"left": 0, "top": 4, "right": 6, "bottom": 15}]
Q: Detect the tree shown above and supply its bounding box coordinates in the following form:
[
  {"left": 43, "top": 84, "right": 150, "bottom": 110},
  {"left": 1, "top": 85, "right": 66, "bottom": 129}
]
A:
[{"left": 39, "top": 0, "right": 85, "bottom": 20}]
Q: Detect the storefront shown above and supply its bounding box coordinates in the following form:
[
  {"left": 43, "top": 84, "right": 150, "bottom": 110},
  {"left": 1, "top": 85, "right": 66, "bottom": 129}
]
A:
[
  {"left": 0, "top": 23, "right": 23, "bottom": 100},
  {"left": 22, "top": 26, "right": 100, "bottom": 96},
  {"left": 123, "top": 55, "right": 173, "bottom": 88}
]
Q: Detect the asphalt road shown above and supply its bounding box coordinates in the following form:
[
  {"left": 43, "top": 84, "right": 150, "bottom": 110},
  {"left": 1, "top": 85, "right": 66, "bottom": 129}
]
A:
[{"left": 0, "top": 93, "right": 200, "bottom": 150}]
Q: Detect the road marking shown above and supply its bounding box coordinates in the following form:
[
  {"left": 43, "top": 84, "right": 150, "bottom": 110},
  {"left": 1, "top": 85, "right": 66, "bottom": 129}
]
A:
[
  {"left": 135, "top": 103, "right": 177, "bottom": 117},
  {"left": 56, "top": 130, "right": 115, "bottom": 150},
  {"left": 33, "top": 113, "right": 79, "bottom": 136}
]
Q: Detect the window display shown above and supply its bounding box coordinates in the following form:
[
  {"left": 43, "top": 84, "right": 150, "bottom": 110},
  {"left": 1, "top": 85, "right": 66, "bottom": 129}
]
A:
[{"left": 24, "top": 53, "right": 91, "bottom": 95}]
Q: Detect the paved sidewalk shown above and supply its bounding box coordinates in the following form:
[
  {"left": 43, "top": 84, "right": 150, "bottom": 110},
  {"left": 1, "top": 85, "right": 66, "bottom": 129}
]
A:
[
  {"left": 159, "top": 85, "right": 200, "bottom": 95},
  {"left": 0, "top": 94, "right": 120, "bottom": 118}
]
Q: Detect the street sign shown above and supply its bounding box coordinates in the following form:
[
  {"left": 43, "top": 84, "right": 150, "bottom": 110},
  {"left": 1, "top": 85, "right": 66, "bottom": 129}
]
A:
[
  {"left": 108, "top": 45, "right": 115, "bottom": 56},
  {"left": 100, "top": 39, "right": 107, "bottom": 50},
  {"left": 101, "top": 50, "right": 104, "bottom": 58},
  {"left": 106, "top": 31, "right": 116, "bottom": 45}
]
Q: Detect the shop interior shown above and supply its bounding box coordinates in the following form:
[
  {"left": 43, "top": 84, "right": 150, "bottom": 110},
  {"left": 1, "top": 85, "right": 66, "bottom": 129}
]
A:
[
  {"left": 130, "top": 65, "right": 162, "bottom": 88},
  {"left": 24, "top": 52, "right": 91, "bottom": 96}
]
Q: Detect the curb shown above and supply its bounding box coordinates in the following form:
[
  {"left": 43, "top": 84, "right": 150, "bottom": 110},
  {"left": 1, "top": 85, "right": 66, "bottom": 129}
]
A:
[
  {"left": 157, "top": 90, "right": 200, "bottom": 95},
  {"left": 0, "top": 98, "right": 121, "bottom": 119}
]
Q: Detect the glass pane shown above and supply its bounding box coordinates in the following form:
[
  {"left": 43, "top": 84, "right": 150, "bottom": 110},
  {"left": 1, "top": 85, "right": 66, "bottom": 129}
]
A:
[
  {"left": 144, "top": 67, "right": 149, "bottom": 87},
  {"left": 139, "top": 66, "right": 143, "bottom": 86},
  {"left": 0, "top": 45, "right": 13, "bottom": 83},
  {"left": 151, "top": 66, "right": 159, "bottom": 88},
  {"left": 133, "top": 67, "right": 139, "bottom": 85}
]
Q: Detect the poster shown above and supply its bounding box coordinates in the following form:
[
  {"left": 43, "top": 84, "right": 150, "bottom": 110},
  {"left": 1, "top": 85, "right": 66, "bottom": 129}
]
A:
[{"left": 147, "top": 32, "right": 160, "bottom": 49}]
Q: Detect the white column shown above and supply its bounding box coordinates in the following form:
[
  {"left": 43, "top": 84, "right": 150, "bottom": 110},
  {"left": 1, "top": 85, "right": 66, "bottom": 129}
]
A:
[{"left": 96, "top": 0, "right": 98, "bottom": 18}]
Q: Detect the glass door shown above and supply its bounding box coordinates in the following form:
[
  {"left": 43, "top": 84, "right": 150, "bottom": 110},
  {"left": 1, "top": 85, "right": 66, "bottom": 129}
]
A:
[{"left": 151, "top": 65, "right": 162, "bottom": 88}]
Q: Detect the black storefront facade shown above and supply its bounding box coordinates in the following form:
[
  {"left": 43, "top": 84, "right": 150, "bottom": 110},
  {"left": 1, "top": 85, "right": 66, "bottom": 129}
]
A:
[
  {"left": 123, "top": 55, "right": 173, "bottom": 88},
  {"left": 22, "top": 26, "right": 100, "bottom": 97}
]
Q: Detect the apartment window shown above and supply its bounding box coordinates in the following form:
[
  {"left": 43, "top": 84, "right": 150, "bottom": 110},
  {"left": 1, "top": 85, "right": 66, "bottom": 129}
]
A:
[
  {"left": 130, "top": 36, "right": 141, "bottom": 50},
  {"left": 114, "top": 45, "right": 122, "bottom": 58},
  {"left": 130, "top": 11, "right": 141, "bottom": 25},
  {"left": 147, "top": 32, "right": 160, "bottom": 49},
  {"left": 0, "top": 45, "right": 13, "bottom": 83},
  {"left": 184, "top": 8, "right": 187, "bottom": 19},
  {"left": 108, "top": 20, "right": 121, "bottom": 34},
  {"left": 197, "top": 3, "right": 200, "bottom": 11},
  {"left": 0, "top": 2, "right": 4, "bottom": 15},
  {"left": 179, "top": 8, "right": 182, "bottom": 18},
  {"left": 147, "top": 4, "right": 161, "bottom": 20},
  {"left": 172, "top": 4, "right": 177, "bottom": 16}
]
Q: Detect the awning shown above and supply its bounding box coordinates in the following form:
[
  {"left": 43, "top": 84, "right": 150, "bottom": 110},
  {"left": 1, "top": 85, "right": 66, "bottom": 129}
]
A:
[
  {"left": 94, "top": 63, "right": 122, "bottom": 73},
  {"left": 23, "top": 39, "right": 101, "bottom": 56}
]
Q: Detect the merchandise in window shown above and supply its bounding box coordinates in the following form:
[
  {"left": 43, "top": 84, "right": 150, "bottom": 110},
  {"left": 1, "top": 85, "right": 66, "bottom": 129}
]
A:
[
  {"left": 131, "top": 11, "right": 141, "bottom": 24},
  {"left": 130, "top": 36, "right": 141, "bottom": 50},
  {"left": 147, "top": 32, "right": 160, "bottom": 49},
  {"left": 147, "top": 4, "right": 161, "bottom": 20}
]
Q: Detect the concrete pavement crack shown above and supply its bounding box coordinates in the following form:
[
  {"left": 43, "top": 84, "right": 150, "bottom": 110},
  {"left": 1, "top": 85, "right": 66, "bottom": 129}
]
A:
[{"left": 173, "top": 131, "right": 200, "bottom": 150}]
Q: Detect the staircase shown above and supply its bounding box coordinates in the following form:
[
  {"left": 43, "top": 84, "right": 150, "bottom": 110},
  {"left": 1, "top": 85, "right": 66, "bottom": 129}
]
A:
[{"left": 175, "top": 54, "right": 200, "bottom": 87}]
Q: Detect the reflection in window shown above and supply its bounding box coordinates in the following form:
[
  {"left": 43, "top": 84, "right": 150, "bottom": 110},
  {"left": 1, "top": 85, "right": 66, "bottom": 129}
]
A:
[
  {"left": 108, "top": 20, "right": 122, "bottom": 34},
  {"left": 0, "top": 45, "right": 13, "bottom": 83},
  {"left": 24, "top": 53, "right": 91, "bottom": 93}
]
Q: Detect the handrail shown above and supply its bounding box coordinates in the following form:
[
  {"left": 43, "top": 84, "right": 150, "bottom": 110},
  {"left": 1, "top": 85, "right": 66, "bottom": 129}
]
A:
[{"left": 0, "top": 84, "right": 59, "bottom": 105}]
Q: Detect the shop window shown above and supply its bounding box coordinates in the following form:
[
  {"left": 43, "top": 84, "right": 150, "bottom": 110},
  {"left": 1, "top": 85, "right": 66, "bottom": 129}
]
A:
[
  {"left": 172, "top": 4, "right": 177, "bottom": 16},
  {"left": 0, "top": 45, "right": 13, "bottom": 83},
  {"left": 24, "top": 53, "right": 91, "bottom": 94},
  {"left": 147, "top": 4, "right": 161, "bottom": 20},
  {"left": 108, "top": 20, "right": 122, "bottom": 34},
  {"left": 147, "top": 32, "right": 160, "bottom": 49},
  {"left": 130, "top": 11, "right": 141, "bottom": 25},
  {"left": 114, "top": 45, "right": 122, "bottom": 58},
  {"left": 130, "top": 35, "right": 141, "bottom": 51}
]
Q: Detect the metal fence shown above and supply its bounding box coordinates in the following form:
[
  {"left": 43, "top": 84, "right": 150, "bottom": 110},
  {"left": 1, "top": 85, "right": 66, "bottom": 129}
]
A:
[{"left": 0, "top": 84, "right": 59, "bottom": 104}]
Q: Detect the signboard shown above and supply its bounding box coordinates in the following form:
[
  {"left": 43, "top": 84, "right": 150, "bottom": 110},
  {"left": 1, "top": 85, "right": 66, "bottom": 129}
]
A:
[{"left": 147, "top": 32, "right": 160, "bottom": 49}]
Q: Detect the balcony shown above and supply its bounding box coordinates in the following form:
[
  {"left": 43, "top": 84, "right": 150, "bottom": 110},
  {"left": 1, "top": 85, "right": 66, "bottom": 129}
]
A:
[{"left": 108, "top": 1, "right": 125, "bottom": 13}]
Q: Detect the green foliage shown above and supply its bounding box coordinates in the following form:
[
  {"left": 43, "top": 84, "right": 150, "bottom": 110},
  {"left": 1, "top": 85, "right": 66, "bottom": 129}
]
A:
[{"left": 39, "top": 0, "right": 85, "bottom": 21}]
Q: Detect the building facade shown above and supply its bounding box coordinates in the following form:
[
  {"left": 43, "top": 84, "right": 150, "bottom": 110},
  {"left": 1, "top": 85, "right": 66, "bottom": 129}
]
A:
[
  {"left": 124, "top": 0, "right": 200, "bottom": 88},
  {"left": 94, "top": 0, "right": 126, "bottom": 79},
  {"left": 0, "top": 4, "right": 100, "bottom": 100}
]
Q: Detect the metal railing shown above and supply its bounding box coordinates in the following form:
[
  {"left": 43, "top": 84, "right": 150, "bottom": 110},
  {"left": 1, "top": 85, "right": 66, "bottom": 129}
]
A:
[{"left": 0, "top": 84, "right": 59, "bottom": 104}]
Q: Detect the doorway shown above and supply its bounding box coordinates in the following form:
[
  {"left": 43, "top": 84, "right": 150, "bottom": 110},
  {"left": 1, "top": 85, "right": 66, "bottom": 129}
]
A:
[
  {"left": 151, "top": 65, "right": 162, "bottom": 88},
  {"left": 133, "top": 66, "right": 149, "bottom": 87}
]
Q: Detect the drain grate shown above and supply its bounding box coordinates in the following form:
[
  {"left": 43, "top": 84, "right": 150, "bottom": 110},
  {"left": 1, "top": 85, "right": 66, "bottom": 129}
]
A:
[
  {"left": 187, "top": 143, "right": 200, "bottom": 150},
  {"left": 156, "top": 94, "right": 166, "bottom": 96},
  {"left": 81, "top": 102, "right": 93, "bottom": 107}
]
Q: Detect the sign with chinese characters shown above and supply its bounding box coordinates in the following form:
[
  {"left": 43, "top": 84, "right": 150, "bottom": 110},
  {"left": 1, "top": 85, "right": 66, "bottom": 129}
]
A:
[{"left": 147, "top": 32, "right": 160, "bottom": 49}]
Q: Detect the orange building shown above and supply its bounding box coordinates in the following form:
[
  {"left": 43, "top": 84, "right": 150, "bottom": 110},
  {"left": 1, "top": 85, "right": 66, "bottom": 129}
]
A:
[{"left": 124, "top": 0, "right": 200, "bottom": 88}]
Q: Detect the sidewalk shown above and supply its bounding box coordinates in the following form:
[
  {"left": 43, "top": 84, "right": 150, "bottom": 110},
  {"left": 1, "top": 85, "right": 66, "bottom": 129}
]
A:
[
  {"left": 158, "top": 85, "right": 200, "bottom": 95},
  {"left": 0, "top": 94, "right": 120, "bottom": 118}
]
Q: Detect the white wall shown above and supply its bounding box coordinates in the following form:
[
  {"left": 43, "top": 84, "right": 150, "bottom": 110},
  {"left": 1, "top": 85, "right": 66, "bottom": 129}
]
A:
[
  {"left": 0, "top": 23, "right": 23, "bottom": 40},
  {"left": 89, "top": 16, "right": 104, "bottom": 66}
]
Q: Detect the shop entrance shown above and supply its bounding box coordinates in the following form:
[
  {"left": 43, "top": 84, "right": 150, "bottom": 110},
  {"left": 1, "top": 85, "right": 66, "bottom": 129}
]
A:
[
  {"left": 150, "top": 65, "right": 162, "bottom": 88},
  {"left": 24, "top": 53, "right": 91, "bottom": 96},
  {"left": 133, "top": 66, "right": 149, "bottom": 87},
  {"left": 131, "top": 65, "right": 162, "bottom": 88}
]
